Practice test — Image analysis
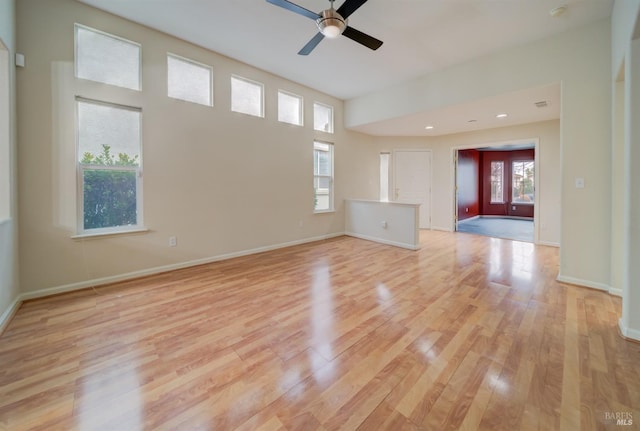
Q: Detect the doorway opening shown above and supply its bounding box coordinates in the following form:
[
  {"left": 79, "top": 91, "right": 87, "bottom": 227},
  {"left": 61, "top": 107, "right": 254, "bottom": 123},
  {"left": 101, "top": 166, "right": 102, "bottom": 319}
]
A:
[{"left": 454, "top": 141, "right": 538, "bottom": 243}]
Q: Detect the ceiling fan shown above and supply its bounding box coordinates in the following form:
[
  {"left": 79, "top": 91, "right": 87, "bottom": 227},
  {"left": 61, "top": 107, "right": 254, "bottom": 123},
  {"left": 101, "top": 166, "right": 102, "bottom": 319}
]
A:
[{"left": 266, "top": 0, "right": 383, "bottom": 55}]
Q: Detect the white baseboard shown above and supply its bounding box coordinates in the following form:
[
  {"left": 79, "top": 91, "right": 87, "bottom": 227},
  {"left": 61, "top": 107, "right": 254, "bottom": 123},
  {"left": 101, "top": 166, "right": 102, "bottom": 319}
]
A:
[
  {"left": 608, "top": 287, "right": 623, "bottom": 297},
  {"left": 556, "top": 275, "right": 611, "bottom": 292},
  {"left": 619, "top": 318, "right": 640, "bottom": 341},
  {"left": 431, "top": 226, "right": 452, "bottom": 232},
  {"left": 537, "top": 240, "right": 560, "bottom": 247},
  {"left": 19, "top": 232, "right": 344, "bottom": 303},
  {"left": 458, "top": 216, "right": 480, "bottom": 222},
  {"left": 345, "top": 232, "right": 419, "bottom": 250},
  {"left": 0, "top": 295, "right": 22, "bottom": 334}
]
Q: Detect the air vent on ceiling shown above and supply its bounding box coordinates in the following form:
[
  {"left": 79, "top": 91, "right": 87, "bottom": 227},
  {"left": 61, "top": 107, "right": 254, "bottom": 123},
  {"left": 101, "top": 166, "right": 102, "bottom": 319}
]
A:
[{"left": 534, "top": 101, "right": 548, "bottom": 108}]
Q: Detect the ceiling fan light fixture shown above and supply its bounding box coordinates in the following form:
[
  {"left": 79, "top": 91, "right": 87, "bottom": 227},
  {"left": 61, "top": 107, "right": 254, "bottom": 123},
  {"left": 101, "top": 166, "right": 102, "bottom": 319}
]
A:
[{"left": 317, "top": 9, "right": 347, "bottom": 38}]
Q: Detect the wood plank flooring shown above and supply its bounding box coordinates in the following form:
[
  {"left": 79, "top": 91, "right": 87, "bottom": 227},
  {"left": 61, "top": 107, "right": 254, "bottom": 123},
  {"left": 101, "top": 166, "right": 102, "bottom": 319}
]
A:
[{"left": 1, "top": 231, "right": 639, "bottom": 430}]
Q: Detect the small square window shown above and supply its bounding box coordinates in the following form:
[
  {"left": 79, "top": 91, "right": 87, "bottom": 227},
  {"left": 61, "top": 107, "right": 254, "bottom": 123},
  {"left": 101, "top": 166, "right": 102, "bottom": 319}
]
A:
[
  {"left": 278, "top": 90, "right": 303, "bottom": 126},
  {"left": 167, "top": 54, "right": 213, "bottom": 106},
  {"left": 313, "top": 102, "right": 333, "bottom": 133},
  {"left": 231, "top": 75, "right": 264, "bottom": 117},
  {"left": 75, "top": 24, "right": 141, "bottom": 91}
]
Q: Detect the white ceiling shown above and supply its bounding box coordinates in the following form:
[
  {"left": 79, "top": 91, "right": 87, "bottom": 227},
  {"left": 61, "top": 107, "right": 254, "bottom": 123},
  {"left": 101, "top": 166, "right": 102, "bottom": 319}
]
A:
[
  {"left": 77, "top": 0, "right": 613, "bottom": 136},
  {"left": 350, "top": 83, "right": 562, "bottom": 136}
]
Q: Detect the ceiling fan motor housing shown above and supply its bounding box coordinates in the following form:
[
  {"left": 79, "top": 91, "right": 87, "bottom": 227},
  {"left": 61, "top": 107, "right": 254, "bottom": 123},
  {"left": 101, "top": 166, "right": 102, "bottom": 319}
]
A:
[{"left": 317, "top": 9, "right": 347, "bottom": 38}]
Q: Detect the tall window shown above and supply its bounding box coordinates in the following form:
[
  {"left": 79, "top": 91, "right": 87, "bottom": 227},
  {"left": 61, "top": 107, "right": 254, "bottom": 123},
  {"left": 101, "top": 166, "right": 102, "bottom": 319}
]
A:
[
  {"left": 512, "top": 160, "right": 534, "bottom": 203},
  {"left": 313, "top": 102, "right": 333, "bottom": 133},
  {"left": 167, "top": 54, "right": 213, "bottom": 106},
  {"left": 75, "top": 24, "right": 141, "bottom": 91},
  {"left": 314, "top": 141, "right": 333, "bottom": 212},
  {"left": 490, "top": 161, "right": 504, "bottom": 203},
  {"left": 77, "top": 98, "right": 142, "bottom": 234},
  {"left": 278, "top": 90, "right": 303, "bottom": 126},
  {"left": 380, "top": 153, "right": 390, "bottom": 202},
  {"left": 231, "top": 75, "right": 264, "bottom": 117}
]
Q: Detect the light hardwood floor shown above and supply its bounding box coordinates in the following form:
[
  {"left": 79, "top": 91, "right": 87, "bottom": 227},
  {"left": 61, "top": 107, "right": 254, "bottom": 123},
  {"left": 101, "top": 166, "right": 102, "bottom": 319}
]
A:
[{"left": 1, "top": 231, "right": 639, "bottom": 430}]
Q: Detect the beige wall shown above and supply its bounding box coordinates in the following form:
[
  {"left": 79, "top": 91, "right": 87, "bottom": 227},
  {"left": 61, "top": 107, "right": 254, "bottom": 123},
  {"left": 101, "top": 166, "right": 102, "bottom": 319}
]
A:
[
  {"left": 370, "top": 120, "right": 561, "bottom": 245},
  {"left": 16, "top": 0, "right": 373, "bottom": 295},
  {"left": 347, "top": 20, "right": 612, "bottom": 290},
  {"left": 0, "top": 0, "right": 19, "bottom": 325}
]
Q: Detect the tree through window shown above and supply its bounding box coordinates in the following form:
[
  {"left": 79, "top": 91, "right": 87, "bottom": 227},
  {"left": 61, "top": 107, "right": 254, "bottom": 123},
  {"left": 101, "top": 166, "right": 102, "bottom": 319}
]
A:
[
  {"left": 490, "top": 161, "right": 504, "bottom": 203},
  {"left": 512, "top": 160, "right": 534, "bottom": 203},
  {"left": 77, "top": 98, "right": 142, "bottom": 233}
]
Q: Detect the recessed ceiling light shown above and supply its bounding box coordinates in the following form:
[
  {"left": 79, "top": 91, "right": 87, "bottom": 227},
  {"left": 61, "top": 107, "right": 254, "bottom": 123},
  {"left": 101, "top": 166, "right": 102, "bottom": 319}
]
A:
[
  {"left": 550, "top": 5, "right": 567, "bottom": 17},
  {"left": 425, "top": 125, "right": 434, "bottom": 130},
  {"left": 496, "top": 113, "right": 508, "bottom": 118}
]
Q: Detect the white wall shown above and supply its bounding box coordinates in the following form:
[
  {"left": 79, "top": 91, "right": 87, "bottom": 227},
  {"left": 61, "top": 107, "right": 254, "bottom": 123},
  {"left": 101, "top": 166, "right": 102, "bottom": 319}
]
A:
[
  {"left": 621, "top": 37, "right": 640, "bottom": 340},
  {"left": 347, "top": 20, "right": 612, "bottom": 290},
  {"left": 612, "top": 0, "right": 640, "bottom": 340},
  {"left": 0, "top": 0, "right": 19, "bottom": 327},
  {"left": 612, "top": 78, "right": 625, "bottom": 297},
  {"left": 345, "top": 199, "right": 419, "bottom": 250},
  {"left": 370, "top": 120, "right": 561, "bottom": 245},
  {"left": 16, "top": 0, "right": 373, "bottom": 295},
  {"left": 612, "top": 0, "right": 640, "bottom": 76}
]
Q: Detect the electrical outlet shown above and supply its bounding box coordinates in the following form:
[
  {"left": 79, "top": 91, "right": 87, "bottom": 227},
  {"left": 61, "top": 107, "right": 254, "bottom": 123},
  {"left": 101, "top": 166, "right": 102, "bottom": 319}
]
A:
[
  {"left": 169, "top": 236, "right": 177, "bottom": 247},
  {"left": 381, "top": 221, "right": 387, "bottom": 229}
]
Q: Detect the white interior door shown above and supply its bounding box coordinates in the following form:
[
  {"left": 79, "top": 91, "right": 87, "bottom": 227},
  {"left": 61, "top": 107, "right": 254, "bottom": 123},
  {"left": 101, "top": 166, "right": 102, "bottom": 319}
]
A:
[{"left": 394, "top": 150, "right": 431, "bottom": 229}]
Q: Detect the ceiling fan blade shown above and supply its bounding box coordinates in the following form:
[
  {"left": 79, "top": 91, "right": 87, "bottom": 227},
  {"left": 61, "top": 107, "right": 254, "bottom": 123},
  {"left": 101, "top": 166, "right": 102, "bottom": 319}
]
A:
[
  {"left": 298, "top": 32, "right": 325, "bottom": 55},
  {"left": 266, "top": 0, "right": 321, "bottom": 20},
  {"left": 336, "top": 0, "right": 369, "bottom": 19},
  {"left": 342, "top": 26, "right": 383, "bottom": 50}
]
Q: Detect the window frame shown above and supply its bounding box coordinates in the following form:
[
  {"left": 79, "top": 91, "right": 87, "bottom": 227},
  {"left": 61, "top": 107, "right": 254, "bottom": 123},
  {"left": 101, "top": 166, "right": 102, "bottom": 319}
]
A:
[
  {"left": 511, "top": 159, "right": 535, "bottom": 205},
  {"left": 277, "top": 89, "right": 303, "bottom": 126},
  {"left": 230, "top": 74, "right": 265, "bottom": 118},
  {"left": 167, "top": 53, "right": 213, "bottom": 107},
  {"left": 75, "top": 97, "right": 144, "bottom": 236},
  {"left": 313, "top": 102, "right": 334, "bottom": 134},
  {"left": 74, "top": 23, "right": 142, "bottom": 91},
  {"left": 490, "top": 160, "right": 505, "bottom": 204},
  {"left": 379, "top": 152, "right": 390, "bottom": 202},
  {"left": 313, "top": 140, "right": 334, "bottom": 213}
]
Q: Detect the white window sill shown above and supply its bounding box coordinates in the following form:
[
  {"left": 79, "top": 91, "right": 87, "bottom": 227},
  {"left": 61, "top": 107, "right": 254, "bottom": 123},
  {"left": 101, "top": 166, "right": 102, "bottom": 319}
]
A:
[
  {"left": 314, "top": 210, "right": 335, "bottom": 214},
  {"left": 72, "top": 227, "right": 150, "bottom": 240}
]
